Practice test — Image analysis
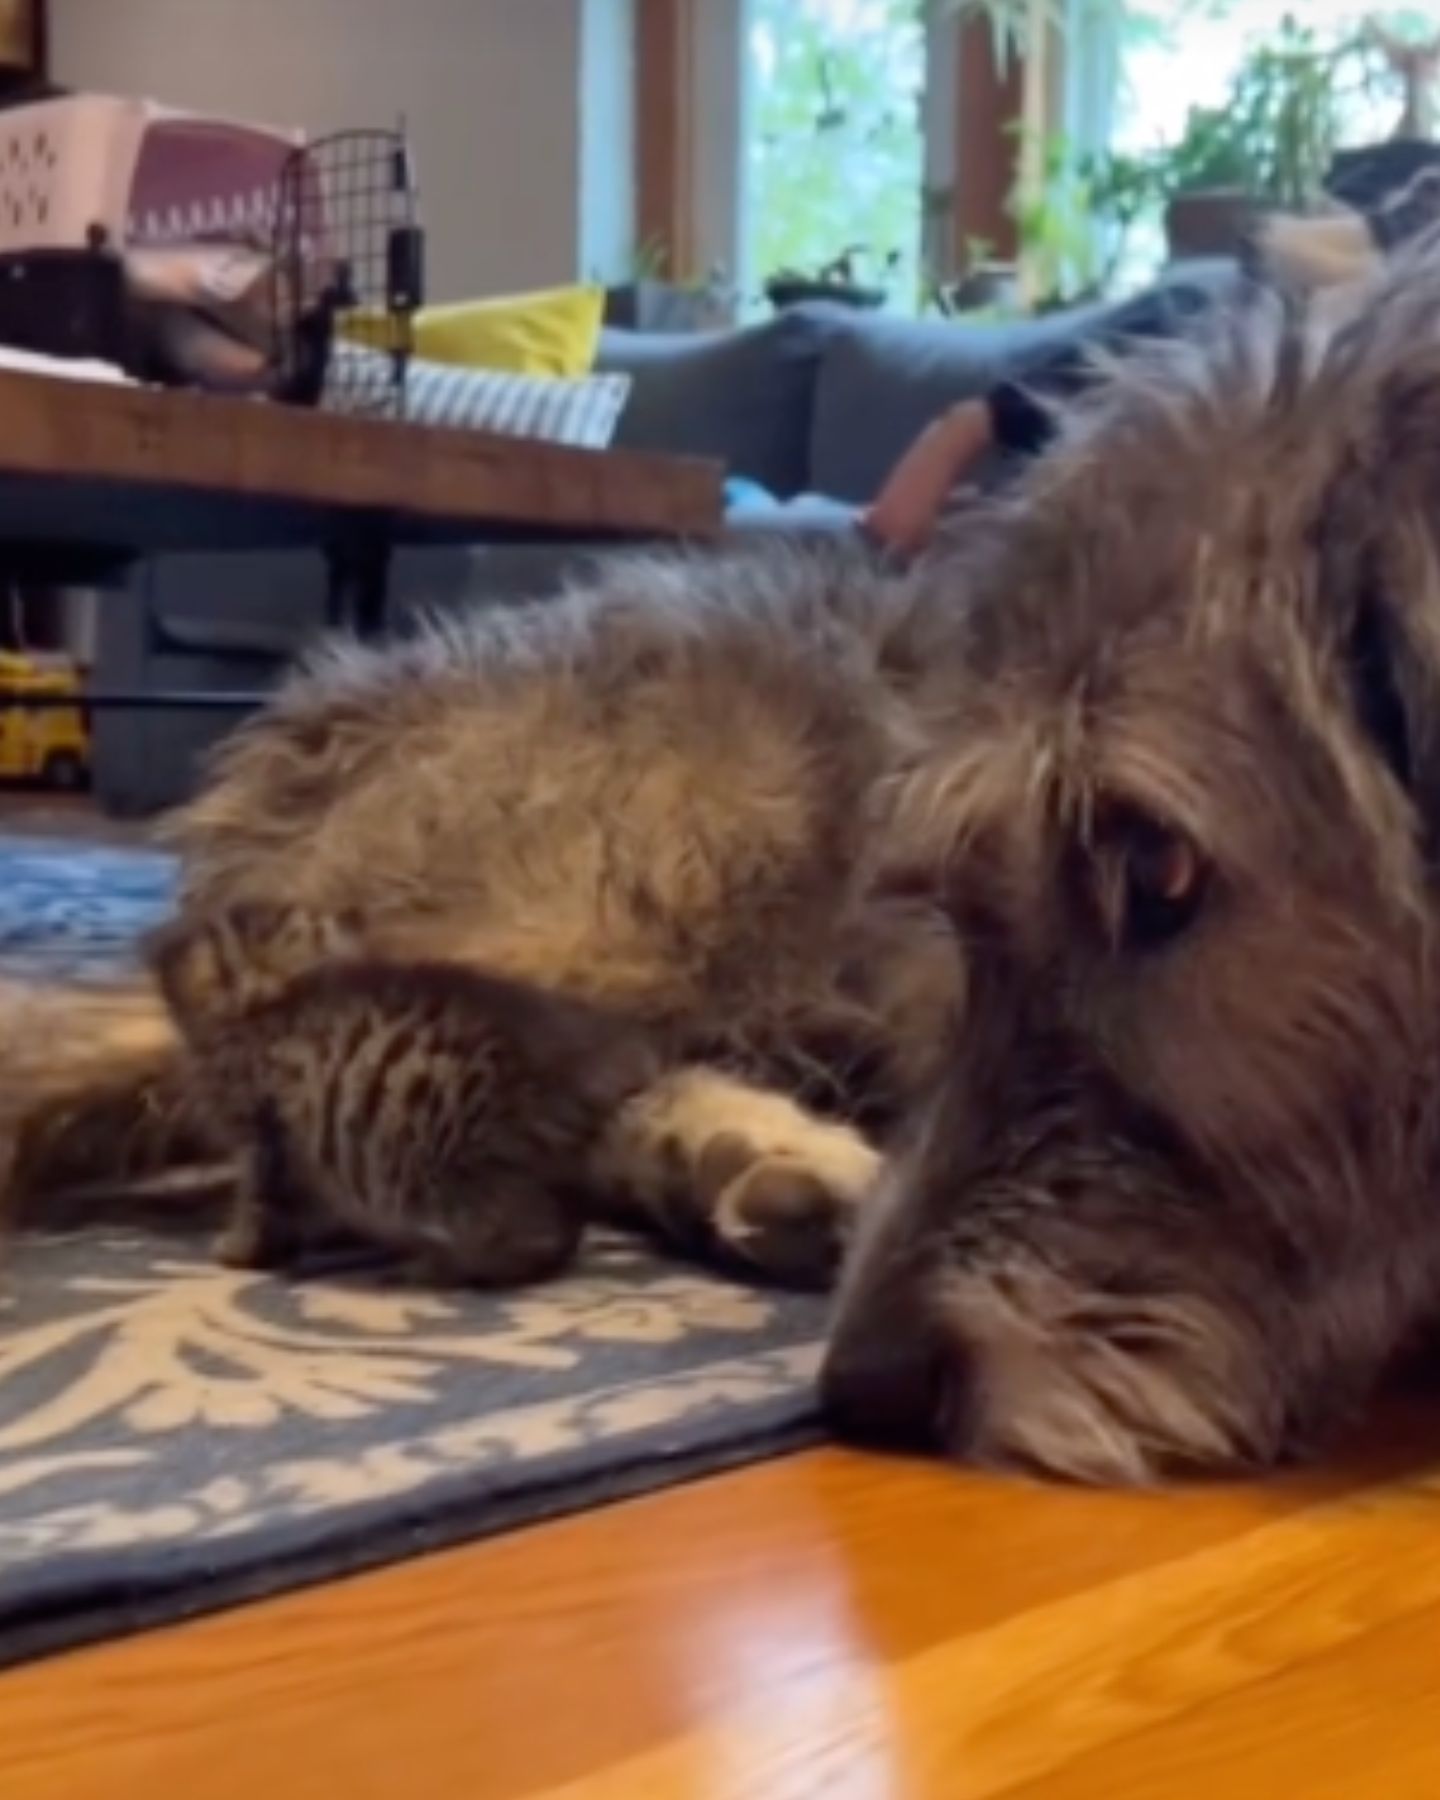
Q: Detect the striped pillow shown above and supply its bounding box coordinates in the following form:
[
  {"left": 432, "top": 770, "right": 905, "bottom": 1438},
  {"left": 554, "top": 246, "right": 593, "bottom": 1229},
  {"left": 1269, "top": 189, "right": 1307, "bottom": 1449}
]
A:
[{"left": 322, "top": 342, "right": 632, "bottom": 449}]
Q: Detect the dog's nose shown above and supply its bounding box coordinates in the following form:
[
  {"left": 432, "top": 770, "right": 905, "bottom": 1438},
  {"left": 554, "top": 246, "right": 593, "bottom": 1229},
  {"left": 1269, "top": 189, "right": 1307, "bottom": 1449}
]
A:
[{"left": 819, "top": 1309, "right": 955, "bottom": 1453}]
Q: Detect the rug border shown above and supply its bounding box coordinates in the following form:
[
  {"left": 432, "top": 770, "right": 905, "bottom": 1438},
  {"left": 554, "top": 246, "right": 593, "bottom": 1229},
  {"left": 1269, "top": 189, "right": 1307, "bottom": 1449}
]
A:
[{"left": 0, "top": 1417, "right": 823, "bottom": 1672}]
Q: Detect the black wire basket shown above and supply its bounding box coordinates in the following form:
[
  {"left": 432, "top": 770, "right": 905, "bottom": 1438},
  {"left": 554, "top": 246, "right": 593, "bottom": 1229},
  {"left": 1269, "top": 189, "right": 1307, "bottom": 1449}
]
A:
[{"left": 269, "top": 127, "right": 424, "bottom": 416}]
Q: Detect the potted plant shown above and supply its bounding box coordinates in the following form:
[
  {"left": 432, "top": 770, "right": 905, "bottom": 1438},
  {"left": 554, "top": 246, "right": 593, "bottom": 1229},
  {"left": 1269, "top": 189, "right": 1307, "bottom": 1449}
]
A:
[
  {"left": 1079, "top": 143, "right": 1173, "bottom": 285},
  {"left": 929, "top": 0, "right": 1066, "bottom": 56},
  {"left": 934, "top": 0, "right": 1071, "bottom": 254},
  {"left": 763, "top": 245, "right": 898, "bottom": 312},
  {"left": 1001, "top": 132, "right": 1164, "bottom": 312},
  {"left": 932, "top": 0, "right": 1126, "bottom": 307},
  {"left": 1232, "top": 18, "right": 1359, "bottom": 207},
  {"left": 1162, "top": 17, "right": 1363, "bottom": 261},
  {"left": 604, "top": 238, "right": 737, "bottom": 333},
  {"left": 1364, "top": 18, "right": 1440, "bottom": 140},
  {"left": 1161, "top": 103, "right": 1262, "bottom": 262},
  {"left": 933, "top": 235, "right": 1020, "bottom": 314},
  {"left": 1008, "top": 131, "right": 1105, "bottom": 310}
]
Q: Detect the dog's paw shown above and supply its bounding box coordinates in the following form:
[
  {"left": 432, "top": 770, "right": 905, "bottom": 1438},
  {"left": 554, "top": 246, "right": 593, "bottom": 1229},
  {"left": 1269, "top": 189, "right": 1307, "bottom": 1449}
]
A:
[
  {"left": 593, "top": 1066, "right": 883, "bottom": 1289},
  {"left": 694, "top": 1126, "right": 880, "bottom": 1290}
]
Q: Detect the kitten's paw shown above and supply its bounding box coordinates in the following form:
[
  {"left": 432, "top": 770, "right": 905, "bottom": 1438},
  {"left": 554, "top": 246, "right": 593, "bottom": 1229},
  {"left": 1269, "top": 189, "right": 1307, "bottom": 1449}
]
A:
[
  {"left": 214, "top": 1211, "right": 297, "bottom": 1272},
  {"left": 214, "top": 1220, "right": 270, "bottom": 1270},
  {"left": 406, "top": 1193, "right": 585, "bottom": 1290}
]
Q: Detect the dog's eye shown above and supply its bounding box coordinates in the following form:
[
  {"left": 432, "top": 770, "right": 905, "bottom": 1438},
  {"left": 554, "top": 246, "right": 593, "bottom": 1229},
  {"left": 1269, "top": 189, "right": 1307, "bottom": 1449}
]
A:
[
  {"left": 1124, "top": 828, "right": 1202, "bottom": 949},
  {"left": 1089, "top": 806, "right": 1205, "bottom": 952}
]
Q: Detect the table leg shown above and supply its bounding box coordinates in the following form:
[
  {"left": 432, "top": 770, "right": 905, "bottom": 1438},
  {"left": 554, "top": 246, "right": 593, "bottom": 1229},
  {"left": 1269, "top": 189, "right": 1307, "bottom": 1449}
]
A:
[{"left": 326, "top": 531, "right": 393, "bottom": 639}]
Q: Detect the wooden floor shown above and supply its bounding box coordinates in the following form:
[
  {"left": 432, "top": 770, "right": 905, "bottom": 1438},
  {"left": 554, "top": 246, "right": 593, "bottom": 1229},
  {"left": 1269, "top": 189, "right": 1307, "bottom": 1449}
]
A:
[{"left": 5, "top": 1409, "right": 1440, "bottom": 1800}]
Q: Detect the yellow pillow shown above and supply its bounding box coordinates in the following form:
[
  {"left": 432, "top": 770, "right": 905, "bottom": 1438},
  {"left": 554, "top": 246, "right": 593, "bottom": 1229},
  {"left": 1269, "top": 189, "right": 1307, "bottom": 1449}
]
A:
[{"left": 407, "top": 283, "right": 605, "bottom": 379}]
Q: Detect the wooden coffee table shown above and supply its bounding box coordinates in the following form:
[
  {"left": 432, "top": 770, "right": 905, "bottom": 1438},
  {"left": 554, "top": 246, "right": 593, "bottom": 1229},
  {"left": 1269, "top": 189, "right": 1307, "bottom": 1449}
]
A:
[{"left": 0, "top": 367, "right": 723, "bottom": 703}]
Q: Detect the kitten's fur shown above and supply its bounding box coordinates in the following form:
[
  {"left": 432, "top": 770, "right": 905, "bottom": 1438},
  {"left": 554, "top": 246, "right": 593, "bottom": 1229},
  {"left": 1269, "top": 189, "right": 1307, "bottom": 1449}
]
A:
[{"left": 146, "top": 903, "right": 660, "bottom": 1284}]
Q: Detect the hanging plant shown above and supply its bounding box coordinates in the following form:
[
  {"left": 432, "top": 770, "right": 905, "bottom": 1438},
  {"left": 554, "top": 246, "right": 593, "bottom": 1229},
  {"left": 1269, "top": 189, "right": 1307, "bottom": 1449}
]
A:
[
  {"left": 926, "top": 0, "right": 1071, "bottom": 69},
  {"left": 1363, "top": 17, "right": 1440, "bottom": 139}
]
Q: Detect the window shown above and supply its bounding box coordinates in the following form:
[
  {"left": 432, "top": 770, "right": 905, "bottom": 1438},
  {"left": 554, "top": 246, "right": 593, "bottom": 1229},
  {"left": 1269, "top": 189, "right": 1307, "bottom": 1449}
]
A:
[
  {"left": 1070, "top": 1, "right": 1425, "bottom": 290},
  {"left": 744, "top": 0, "right": 927, "bottom": 313},
  {"left": 1109, "top": 1, "right": 1401, "bottom": 160}
]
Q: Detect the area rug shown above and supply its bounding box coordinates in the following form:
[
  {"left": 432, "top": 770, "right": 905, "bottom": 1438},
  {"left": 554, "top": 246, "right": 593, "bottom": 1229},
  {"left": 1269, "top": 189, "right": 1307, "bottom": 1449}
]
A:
[{"left": 0, "top": 833, "right": 828, "bottom": 1668}]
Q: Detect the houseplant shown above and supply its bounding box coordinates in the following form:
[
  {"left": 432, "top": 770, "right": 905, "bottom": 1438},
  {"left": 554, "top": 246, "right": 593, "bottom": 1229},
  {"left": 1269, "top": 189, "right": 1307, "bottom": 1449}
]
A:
[
  {"left": 933, "top": 0, "right": 1071, "bottom": 265},
  {"left": 1007, "top": 136, "right": 1179, "bottom": 310},
  {"left": 1159, "top": 103, "right": 1264, "bottom": 262},
  {"left": 603, "top": 237, "right": 738, "bottom": 333},
  {"left": 932, "top": 0, "right": 1132, "bottom": 306},
  {"left": 1162, "top": 17, "right": 1364, "bottom": 259},
  {"left": 1009, "top": 130, "right": 1104, "bottom": 309},
  {"left": 930, "top": 0, "right": 1068, "bottom": 64},
  {"left": 931, "top": 235, "right": 1019, "bottom": 314},
  {"left": 1363, "top": 17, "right": 1440, "bottom": 140},
  {"left": 763, "top": 245, "right": 899, "bottom": 312}
]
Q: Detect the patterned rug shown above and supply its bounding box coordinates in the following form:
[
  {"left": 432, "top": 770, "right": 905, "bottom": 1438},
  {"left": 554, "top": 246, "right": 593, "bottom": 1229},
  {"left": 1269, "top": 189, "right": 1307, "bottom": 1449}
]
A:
[{"left": 0, "top": 834, "right": 827, "bottom": 1667}]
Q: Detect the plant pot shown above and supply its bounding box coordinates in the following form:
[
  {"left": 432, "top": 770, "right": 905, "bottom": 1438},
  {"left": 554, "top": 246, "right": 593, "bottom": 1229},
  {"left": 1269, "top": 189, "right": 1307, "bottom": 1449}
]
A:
[
  {"left": 603, "top": 280, "right": 730, "bottom": 333},
  {"left": 764, "top": 277, "right": 886, "bottom": 313},
  {"left": 1164, "top": 188, "right": 1257, "bottom": 262},
  {"left": 942, "top": 261, "right": 1019, "bottom": 314}
]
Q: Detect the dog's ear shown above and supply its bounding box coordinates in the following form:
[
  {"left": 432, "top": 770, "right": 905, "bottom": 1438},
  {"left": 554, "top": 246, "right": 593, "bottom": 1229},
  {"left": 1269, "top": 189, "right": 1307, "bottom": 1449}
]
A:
[
  {"left": 1310, "top": 236, "right": 1440, "bottom": 837},
  {"left": 1339, "top": 567, "right": 1415, "bottom": 798},
  {"left": 1322, "top": 467, "right": 1440, "bottom": 855}
]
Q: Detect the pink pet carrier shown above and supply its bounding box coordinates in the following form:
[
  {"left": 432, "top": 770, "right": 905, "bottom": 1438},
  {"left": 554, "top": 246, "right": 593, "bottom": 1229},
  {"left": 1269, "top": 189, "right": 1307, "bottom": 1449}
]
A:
[{"left": 0, "top": 95, "right": 422, "bottom": 408}]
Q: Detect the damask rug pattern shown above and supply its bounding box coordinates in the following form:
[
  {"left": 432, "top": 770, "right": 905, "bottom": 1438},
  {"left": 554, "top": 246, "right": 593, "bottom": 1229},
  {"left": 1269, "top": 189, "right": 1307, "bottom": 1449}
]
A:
[{"left": 0, "top": 834, "right": 827, "bottom": 1667}]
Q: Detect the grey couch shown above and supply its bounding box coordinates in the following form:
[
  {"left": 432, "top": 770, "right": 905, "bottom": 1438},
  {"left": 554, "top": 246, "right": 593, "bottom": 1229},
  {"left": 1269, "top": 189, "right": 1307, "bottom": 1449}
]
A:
[{"left": 88, "top": 291, "right": 1155, "bottom": 815}]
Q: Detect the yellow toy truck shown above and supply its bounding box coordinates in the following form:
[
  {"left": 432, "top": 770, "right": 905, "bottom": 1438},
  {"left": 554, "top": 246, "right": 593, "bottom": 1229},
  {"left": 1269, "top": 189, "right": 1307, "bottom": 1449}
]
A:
[{"left": 0, "top": 650, "right": 91, "bottom": 790}]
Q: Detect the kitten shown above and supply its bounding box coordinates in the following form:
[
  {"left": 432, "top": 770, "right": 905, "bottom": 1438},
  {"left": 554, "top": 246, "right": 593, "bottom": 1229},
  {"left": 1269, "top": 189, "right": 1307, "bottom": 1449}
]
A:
[{"left": 146, "top": 902, "right": 659, "bottom": 1285}]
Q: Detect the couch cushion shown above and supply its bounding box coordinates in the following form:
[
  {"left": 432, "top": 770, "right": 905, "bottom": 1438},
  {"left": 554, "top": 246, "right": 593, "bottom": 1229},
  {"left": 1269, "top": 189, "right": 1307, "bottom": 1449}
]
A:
[
  {"left": 410, "top": 283, "right": 606, "bottom": 378},
  {"left": 596, "top": 304, "right": 846, "bottom": 499},
  {"left": 326, "top": 345, "right": 632, "bottom": 449}
]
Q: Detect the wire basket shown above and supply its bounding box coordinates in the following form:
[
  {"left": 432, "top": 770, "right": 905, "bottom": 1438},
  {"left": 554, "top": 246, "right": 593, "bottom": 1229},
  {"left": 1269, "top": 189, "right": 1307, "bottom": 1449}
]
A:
[{"left": 270, "top": 128, "right": 424, "bottom": 415}]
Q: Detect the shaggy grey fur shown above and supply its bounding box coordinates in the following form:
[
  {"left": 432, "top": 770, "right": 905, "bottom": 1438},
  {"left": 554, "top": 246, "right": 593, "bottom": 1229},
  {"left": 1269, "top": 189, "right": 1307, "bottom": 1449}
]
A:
[
  {"left": 829, "top": 235, "right": 1440, "bottom": 1480},
  {"left": 10, "top": 239, "right": 1440, "bottom": 1485}
]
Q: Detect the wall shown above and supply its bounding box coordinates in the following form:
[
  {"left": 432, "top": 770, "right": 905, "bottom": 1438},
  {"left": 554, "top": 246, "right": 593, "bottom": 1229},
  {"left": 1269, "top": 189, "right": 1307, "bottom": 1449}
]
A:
[
  {"left": 578, "top": 0, "right": 635, "bottom": 282},
  {"left": 51, "top": 0, "right": 635, "bottom": 299}
]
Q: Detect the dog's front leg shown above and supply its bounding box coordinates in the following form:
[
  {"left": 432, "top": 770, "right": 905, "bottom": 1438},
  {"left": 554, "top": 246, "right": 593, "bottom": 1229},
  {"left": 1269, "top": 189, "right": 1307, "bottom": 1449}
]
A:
[{"left": 590, "top": 1067, "right": 882, "bottom": 1289}]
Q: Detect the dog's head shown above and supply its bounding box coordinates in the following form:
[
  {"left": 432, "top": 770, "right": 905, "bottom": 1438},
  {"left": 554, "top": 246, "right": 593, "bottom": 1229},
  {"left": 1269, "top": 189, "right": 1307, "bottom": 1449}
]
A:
[{"left": 825, "top": 246, "right": 1440, "bottom": 1483}]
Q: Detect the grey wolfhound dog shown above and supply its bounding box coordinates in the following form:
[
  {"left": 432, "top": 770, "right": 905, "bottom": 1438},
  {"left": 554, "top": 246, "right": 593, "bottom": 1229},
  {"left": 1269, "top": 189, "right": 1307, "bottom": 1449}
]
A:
[{"left": 9, "top": 241, "right": 1440, "bottom": 1486}]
